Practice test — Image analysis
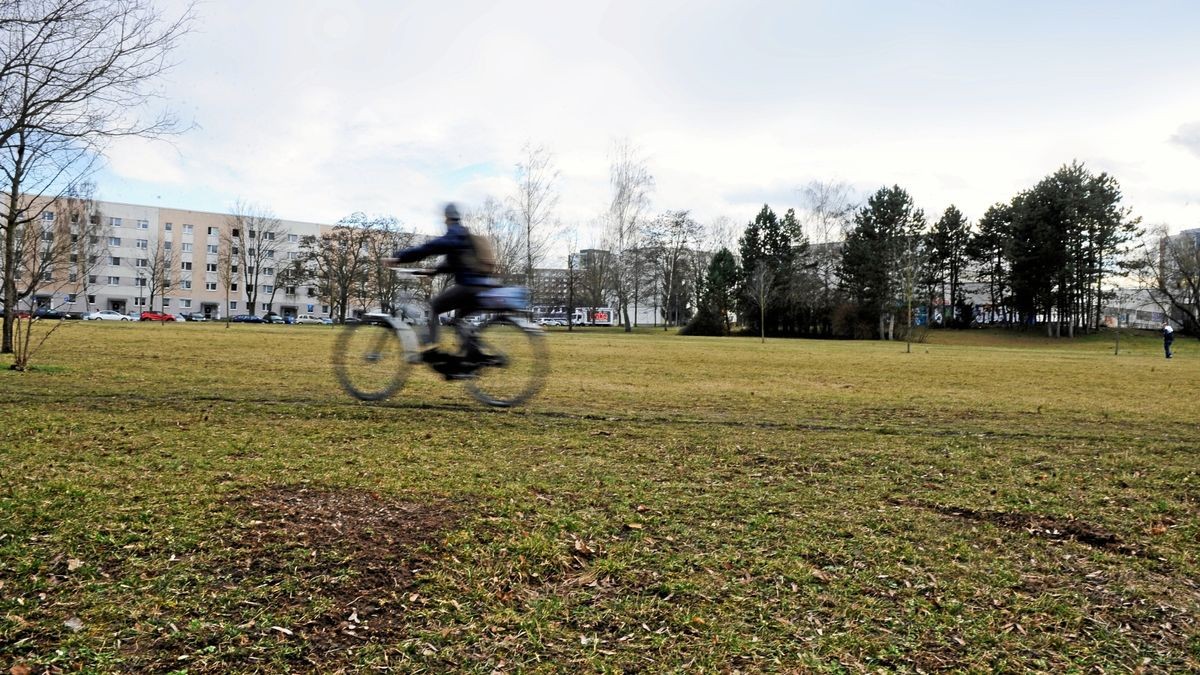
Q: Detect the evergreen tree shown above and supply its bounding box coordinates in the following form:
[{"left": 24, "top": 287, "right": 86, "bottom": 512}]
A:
[
  {"left": 682, "top": 247, "right": 737, "bottom": 336},
  {"left": 926, "top": 205, "right": 971, "bottom": 326},
  {"left": 967, "top": 203, "right": 1013, "bottom": 324},
  {"left": 737, "top": 205, "right": 792, "bottom": 335},
  {"left": 839, "top": 186, "right": 926, "bottom": 339}
]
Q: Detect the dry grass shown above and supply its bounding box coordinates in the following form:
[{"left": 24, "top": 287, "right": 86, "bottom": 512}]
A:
[{"left": 1, "top": 322, "right": 1197, "bottom": 671}]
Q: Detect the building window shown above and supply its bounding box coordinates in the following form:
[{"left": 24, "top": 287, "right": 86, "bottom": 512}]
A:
[
  {"left": 107, "top": 276, "right": 120, "bottom": 285},
  {"left": 137, "top": 220, "right": 149, "bottom": 230},
  {"left": 109, "top": 217, "right": 122, "bottom": 227},
  {"left": 261, "top": 302, "right": 271, "bottom": 311},
  {"left": 285, "top": 286, "right": 296, "bottom": 295},
  {"left": 136, "top": 258, "right": 148, "bottom": 268},
  {"left": 182, "top": 224, "right": 193, "bottom": 235},
  {"left": 205, "top": 281, "right": 217, "bottom": 291},
  {"left": 264, "top": 250, "right": 274, "bottom": 259},
  {"left": 262, "top": 285, "right": 273, "bottom": 294},
  {"left": 231, "top": 229, "right": 239, "bottom": 238},
  {"left": 69, "top": 253, "right": 78, "bottom": 263},
  {"left": 136, "top": 239, "right": 148, "bottom": 249},
  {"left": 108, "top": 236, "right": 121, "bottom": 246},
  {"left": 180, "top": 280, "right": 192, "bottom": 290},
  {"left": 180, "top": 299, "right": 192, "bottom": 309},
  {"left": 263, "top": 232, "right": 275, "bottom": 241},
  {"left": 42, "top": 211, "right": 55, "bottom": 222},
  {"left": 42, "top": 271, "right": 52, "bottom": 281},
  {"left": 66, "top": 293, "right": 76, "bottom": 303},
  {"left": 248, "top": 230, "right": 256, "bottom": 239},
  {"left": 263, "top": 267, "right": 274, "bottom": 276},
  {"left": 164, "top": 222, "right": 173, "bottom": 231},
  {"left": 230, "top": 283, "right": 238, "bottom": 292},
  {"left": 288, "top": 233, "right": 298, "bottom": 243},
  {"left": 206, "top": 244, "right": 218, "bottom": 254},
  {"left": 321, "top": 305, "right": 329, "bottom": 314},
  {"left": 88, "top": 275, "right": 98, "bottom": 284},
  {"left": 181, "top": 243, "right": 192, "bottom": 252},
  {"left": 163, "top": 241, "right": 172, "bottom": 250},
  {"left": 181, "top": 261, "right": 192, "bottom": 270},
  {"left": 87, "top": 294, "right": 96, "bottom": 305},
  {"left": 68, "top": 273, "right": 77, "bottom": 282},
  {"left": 133, "top": 297, "right": 145, "bottom": 307},
  {"left": 287, "top": 251, "right": 298, "bottom": 260},
  {"left": 205, "top": 263, "right": 217, "bottom": 272},
  {"left": 229, "top": 301, "right": 237, "bottom": 311},
  {"left": 162, "top": 299, "right": 170, "bottom": 307},
  {"left": 207, "top": 226, "right": 217, "bottom": 235},
  {"left": 110, "top": 256, "right": 121, "bottom": 265},
  {"left": 134, "top": 277, "right": 147, "bottom": 287}
]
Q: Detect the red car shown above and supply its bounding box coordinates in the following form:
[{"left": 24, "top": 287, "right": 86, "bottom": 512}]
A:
[{"left": 139, "top": 310, "right": 174, "bottom": 322}]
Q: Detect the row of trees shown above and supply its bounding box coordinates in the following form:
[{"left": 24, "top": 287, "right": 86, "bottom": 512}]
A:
[{"left": 684, "top": 162, "right": 1147, "bottom": 340}]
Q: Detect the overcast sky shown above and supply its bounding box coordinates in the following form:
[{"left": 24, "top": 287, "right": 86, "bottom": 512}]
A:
[{"left": 97, "top": 0, "right": 1200, "bottom": 243}]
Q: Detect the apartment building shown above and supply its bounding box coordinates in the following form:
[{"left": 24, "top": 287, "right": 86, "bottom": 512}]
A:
[{"left": 34, "top": 200, "right": 333, "bottom": 319}]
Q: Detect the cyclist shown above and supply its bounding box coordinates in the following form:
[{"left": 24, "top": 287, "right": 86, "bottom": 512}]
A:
[{"left": 384, "top": 203, "right": 498, "bottom": 371}]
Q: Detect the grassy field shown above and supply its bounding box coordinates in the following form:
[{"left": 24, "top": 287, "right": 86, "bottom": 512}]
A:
[{"left": 1, "top": 321, "right": 1197, "bottom": 672}]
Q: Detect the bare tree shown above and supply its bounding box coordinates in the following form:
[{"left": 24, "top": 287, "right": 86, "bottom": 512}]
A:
[
  {"left": 1, "top": 0, "right": 191, "bottom": 353},
  {"left": 645, "top": 210, "right": 702, "bottom": 329},
  {"left": 217, "top": 229, "right": 234, "bottom": 325},
  {"left": 510, "top": 143, "right": 558, "bottom": 288},
  {"left": 224, "top": 200, "right": 288, "bottom": 316},
  {"left": 60, "top": 182, "right": 106, "bottom": 314},
  {"left": 800, "top": 180, "right": 856, "bottom": 331},
  {"left": 129, "top": 234, "right": 173, "bottom": 312},
  {"left": 606, "top": 139, "right": 654, "bottom": 332},
  {"left": 743, "top": 262, "right": 778, "bottom": 344},
  {"left": 1134, "top": 225, "right": 1200, "bottom": 335},
  {"left": 299, "top": 213, "right": 376, "bottom": 323},
  {"left": 465, "top": 196, "right": 522, "bottom": 280},
  {"left": 363, "top": 216, "right": 415, "bottom": 315}
]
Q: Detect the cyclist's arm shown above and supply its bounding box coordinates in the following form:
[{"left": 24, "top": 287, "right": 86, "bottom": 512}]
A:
[{"left": 391, "top": 229, "right": 462, "bottom": 263}]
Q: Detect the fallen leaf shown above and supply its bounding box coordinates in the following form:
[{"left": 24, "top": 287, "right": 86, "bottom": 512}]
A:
[
  {"left": 11, "top": 665, "right": 33, "bottom": 675},
  {"left": 64, "top": 617, "right": 84, "bottom": 632},
  {"left": 270, "top": 625, "right": 293, "bottom": 636},
  {"left": 624, "top": 523, "right": 644, "bottom": 531},
  {"left": 67, "top": 558, "right": 84, "bottom": 572}
]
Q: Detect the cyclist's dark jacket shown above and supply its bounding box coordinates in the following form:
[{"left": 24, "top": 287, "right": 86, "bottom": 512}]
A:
[{"left": 391, "top": 221, "right": 497, "bottom": 287}]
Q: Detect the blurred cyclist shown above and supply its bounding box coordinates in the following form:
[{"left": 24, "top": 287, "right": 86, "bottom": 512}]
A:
[{"left": 384, "top": 203, "right": 498, "bottom": 366}]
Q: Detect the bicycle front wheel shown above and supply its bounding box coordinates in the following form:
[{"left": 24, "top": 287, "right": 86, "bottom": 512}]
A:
[
  {"left": 332, "top": 319, "right": 414, "bottom": 401},
  {"left": 464, "top": 315, "right": 548, "bottom": 408}
]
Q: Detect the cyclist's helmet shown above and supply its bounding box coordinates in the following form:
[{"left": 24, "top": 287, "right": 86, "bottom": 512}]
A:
[{"left": 444, "top": 203, "right": 461, "bottom": 223}]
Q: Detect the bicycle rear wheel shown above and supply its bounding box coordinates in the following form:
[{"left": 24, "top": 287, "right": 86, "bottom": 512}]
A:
[
  {"left": 463, "top": 315, "right": 548, "bottom": 408},
  {"left": 332, "top": 319, "right": 414, "bottom": 401}
]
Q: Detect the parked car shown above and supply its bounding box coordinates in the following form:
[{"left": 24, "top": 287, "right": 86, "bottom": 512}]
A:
[
  {"left": 230, "top": 314, "right": 266, "bottom": 323},
  {"left": 263, "top": 312, "right": 289, "bottom": 324},
  {"left": 293, "top": 314, "right": 324, "bottom": 325},
  {"left": 83, "top": 309, "right": 132, "bottom": 321},
  {"left": 139, "top": 310, "right": 174, "bottom": 322},
  {"left": 319, "top": 317, "right": 333, "bottom": 325},
  {"left": 179, "top": 312, "right": 208, "bottom": 322}
]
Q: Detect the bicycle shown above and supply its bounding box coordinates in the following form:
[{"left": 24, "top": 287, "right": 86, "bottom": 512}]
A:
[{"left": 331, "top": 268, "right": 549, "bottom": 408}]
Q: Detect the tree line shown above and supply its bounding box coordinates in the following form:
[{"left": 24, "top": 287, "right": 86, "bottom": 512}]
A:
[{"left": 686, "top": 161, "right": 1145, "bottom": 340}]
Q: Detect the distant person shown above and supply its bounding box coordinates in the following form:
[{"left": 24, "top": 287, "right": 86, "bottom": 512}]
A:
[
  {"left": 1162, "top": 322, "right": 1175, "bottom": 359},
  {"left": 383, "top": 203, "right": 498, "bottom": 367}
]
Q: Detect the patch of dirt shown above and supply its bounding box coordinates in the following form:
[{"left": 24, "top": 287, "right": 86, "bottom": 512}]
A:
[
  {"left": 124, "top": 485, "right": 459, "bottom": 671},
  {"left": 232, "top": 486, "right": 457, "bottom": 651},
  {"left": 891, "top": 498, "right": 1153, "bottom": 559}
]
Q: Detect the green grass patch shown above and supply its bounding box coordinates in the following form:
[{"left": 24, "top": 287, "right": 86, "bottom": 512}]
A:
[{"left": 1, "top": 322, "right": 1197, "bottom": 671}]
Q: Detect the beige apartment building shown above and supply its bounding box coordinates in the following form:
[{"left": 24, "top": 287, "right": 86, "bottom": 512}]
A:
[{"left": 33, "top": 200, "right": 334, "bottom": 319}]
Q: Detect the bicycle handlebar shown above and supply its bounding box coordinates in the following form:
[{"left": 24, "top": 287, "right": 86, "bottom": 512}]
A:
[{"left": 381, "top": 259, "right": 437, "bottom": 277}]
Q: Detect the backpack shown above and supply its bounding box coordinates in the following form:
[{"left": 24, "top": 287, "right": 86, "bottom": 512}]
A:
[{"left": 466, "top": 232, "right": 498, "bottom": 275}]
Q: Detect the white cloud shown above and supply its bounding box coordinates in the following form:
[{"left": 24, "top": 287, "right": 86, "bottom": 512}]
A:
[{"left": 97, "top": 1, "right": 1200, "bottom": 236}]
